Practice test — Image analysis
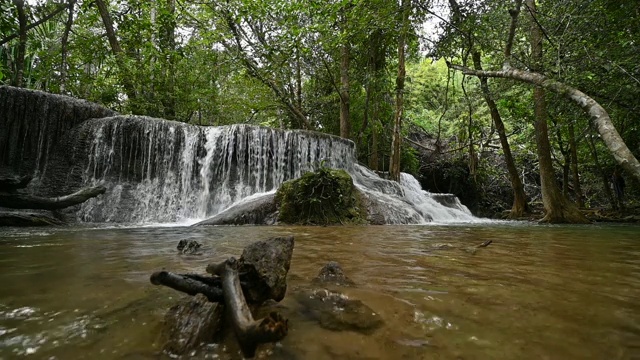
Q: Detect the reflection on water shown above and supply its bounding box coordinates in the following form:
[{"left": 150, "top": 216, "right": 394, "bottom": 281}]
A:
[{"left": 1, "top": 224, "right": 639, "bottom": 359}]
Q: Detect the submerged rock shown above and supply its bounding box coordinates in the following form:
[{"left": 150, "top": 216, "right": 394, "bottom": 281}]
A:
[
  {"left": 295, "top": 289, "right": 383, "bottom": 334},
  {"left": 312, "top": 261, "right": 355, "bottom": 287},
  {"left": 161, "top": 294, "right": 224, "bottom": 356},
  {"left": 177, "top": 239, "right": 202, "bottom": 255}
]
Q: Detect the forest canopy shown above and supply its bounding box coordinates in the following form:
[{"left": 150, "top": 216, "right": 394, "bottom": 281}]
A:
[{"left": 1, "top": 0, "right": 638, "bottom": 221}]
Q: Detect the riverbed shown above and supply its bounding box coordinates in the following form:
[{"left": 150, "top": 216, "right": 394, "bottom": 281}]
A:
[{"left": 1, "top": 223, "right": 639, "bottom": 359}]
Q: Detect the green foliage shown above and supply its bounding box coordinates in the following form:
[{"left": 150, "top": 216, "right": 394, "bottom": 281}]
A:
[{"left": 275, "top": 168, "right": 368, "bottom": 225}]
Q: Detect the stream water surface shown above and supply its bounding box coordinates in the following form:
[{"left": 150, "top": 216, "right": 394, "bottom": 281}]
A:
[{"left": 0, "top": 223, "right": 639, "bottom": 359}]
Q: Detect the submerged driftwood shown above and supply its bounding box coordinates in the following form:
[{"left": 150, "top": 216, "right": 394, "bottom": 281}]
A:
[{"left": 151, "top": 236, "right": 294, "bottom": 358}]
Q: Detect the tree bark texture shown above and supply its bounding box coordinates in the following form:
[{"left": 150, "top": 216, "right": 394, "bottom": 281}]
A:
[
  {"left": 340, "top": 40, "right": 351, "bottom": 139},
  {"left": 471, "top": 52, "right": 529, "bottom": 217},
  {"left": 0, "top": 185, "right": 106, "bottom": 210},
  {"left": 568, "top": 120, "right": 584, "bottom": 207},
  {"left": 12, "top": 0, "right": 27, "bottom": 88},
  {"left": 527, "top": 0, "right": 587, "bottom": 223},
  {"left": 60, "top": 0, "right": 76, "bottom": 93},
  {"left": 94, "top": 0, "right": 137, "bottom": 102},
  {"left": 0, "top": 86, "right": 116, "bottom": 176},
  {"left": 220, "top": 258, "right": 288, "bottom": 358},
  {"left": 390, "top": 0, "right": 409, "bottom": 182}
]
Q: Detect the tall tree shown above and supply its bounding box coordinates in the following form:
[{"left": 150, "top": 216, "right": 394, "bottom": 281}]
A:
[
  {"left": 12, "top": 0, "right": 26, "bottom": 87},
  {"left": 390, "top": 0, "right": 410, "bottom": 182},
  {"left": 526, "top": 0, "right": 586, "bottom": 223}
]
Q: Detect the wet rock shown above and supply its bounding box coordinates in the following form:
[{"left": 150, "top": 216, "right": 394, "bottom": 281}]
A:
[
  {"left": 312, "top": 261, "right": 355, "bottom": 287},
  {"left": 177, "top": 239, "right": 202, "bottom": 254},
  {"left": 275, "top": 168, "right": 368, "bottom": 225},
  {"left": 295, "top": 289, "right": 383, "bottom": 334},
  {"left": 161, "top": 294, "right": 224, "bottom": 356},
  {"left": 237, "top": 236, "right": 295, "bottom": 303},
  {"left": 0, "top": 210, "right": 65, "bottom": 226},
  {"left": 193, "top": 193, "right": 277, "bottom": 226}
]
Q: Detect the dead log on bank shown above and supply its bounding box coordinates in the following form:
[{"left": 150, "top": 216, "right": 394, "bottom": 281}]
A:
[
  {"left": 151, "top": 236, "right": 294, "bottom": 358},
  {"left": 0, "top": 186, "right": 106, "bottom": 210}
]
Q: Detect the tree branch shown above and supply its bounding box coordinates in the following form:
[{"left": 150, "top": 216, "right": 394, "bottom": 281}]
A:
[
  {"left": 0, "top": 186, "right": 106, "bottom": 210},
  {"left": 446, "top": 62, "right": 640, "bottom": 183},
  {"left": 504, "top": 0, "right": 523, "bottom": 68},
  {"left": 0, "top": 2, "right": 69, "bottom": 46},
  {"left": 221, "top": 258, "right": 288, "bottom": 358}
]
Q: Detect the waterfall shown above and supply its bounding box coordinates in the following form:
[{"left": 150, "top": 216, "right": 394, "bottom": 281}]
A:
[{"left": 74, "top": 116, "right": 478, "bottom": 224}]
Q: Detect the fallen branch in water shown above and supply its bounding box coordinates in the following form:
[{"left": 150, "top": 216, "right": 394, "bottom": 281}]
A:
[
  {"left": 220, "top": 257, "right": 288, "bottom": 358},
  {"left": 150, "top": 271, "right": 224, "bottom": 302}
]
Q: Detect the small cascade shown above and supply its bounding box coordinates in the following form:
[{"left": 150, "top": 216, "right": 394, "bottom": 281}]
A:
[
  {"left": 399, "top": 173, "right": 477, "bottom": 223},
  {"left": 73, "top": 116, "right": 479, "bottom": 224}
]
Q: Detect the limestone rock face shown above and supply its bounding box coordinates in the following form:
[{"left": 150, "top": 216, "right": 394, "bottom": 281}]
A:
[{"left": 0, "top": 86, "right": 116, "bottom": 177}]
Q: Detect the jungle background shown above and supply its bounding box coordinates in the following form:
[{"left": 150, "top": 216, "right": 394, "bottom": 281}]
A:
[{"left": 1, "top": 0, "right": 638, "bottom": 219}]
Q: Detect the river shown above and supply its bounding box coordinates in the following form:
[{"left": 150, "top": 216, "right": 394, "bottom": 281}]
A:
[{"left": 1, "top": 223, "right": 639, "bottom": 359}]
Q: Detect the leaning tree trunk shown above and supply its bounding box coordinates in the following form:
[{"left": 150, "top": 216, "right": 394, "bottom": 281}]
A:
[
  {"left": 472, "top": 52, "right": 529, "bottom": 217},
  {"left": 444, "top": 65, "right": 640, "bottom": 184}
]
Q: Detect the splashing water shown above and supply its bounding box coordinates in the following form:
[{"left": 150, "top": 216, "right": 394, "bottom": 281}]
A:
[{"left": 74, "top": 116, "right": 479, "bottom": 225}]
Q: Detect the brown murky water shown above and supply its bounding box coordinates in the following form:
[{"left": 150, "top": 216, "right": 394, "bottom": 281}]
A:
[{"left": 1, "top": 223, "right": 639, "bottom": 359}]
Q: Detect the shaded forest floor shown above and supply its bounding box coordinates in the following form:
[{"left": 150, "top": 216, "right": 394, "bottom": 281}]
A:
[{"left": 506, "top": 202, "right": 640, "bottom": 223}]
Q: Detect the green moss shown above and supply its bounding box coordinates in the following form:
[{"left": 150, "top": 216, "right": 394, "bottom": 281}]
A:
[{"left": 275, "top": 168, "right": 368, "bottom": 225}]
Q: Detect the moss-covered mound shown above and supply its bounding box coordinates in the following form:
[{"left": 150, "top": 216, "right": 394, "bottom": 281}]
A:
[{"left": 275, "top": 168, "right": 368, "bottom": 225}]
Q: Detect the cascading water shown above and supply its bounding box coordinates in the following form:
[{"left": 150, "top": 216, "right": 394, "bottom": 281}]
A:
[{"left": 75, "top": 115, "right": 479, "bottom": 225}]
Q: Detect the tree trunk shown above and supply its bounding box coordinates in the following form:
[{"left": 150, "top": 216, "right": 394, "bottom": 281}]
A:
[
  {"left": 339, "top": 42, "right": 351, "bottom": 139},
  {"left": 587, "top": 131, "right": 615, "bottom": 208},
  {"left": 444, "top": 65, "right": 640, "bottom": 185},
  {"left": 59, "top": 0, "right": 76, "bottom": 93},
  {"left": 12, "top": 0, "right": 27, "bottom": 88},
  {"left": 95, "top": 0, "right": 137, "bottom": 102},
  {"left": 527, "top": 0, "right": 587, "bottom": 224},
  {"left": 369, "top": 121, "right": 379, "bottom": 171},
  {"left": 390, "top": 0, "right": 409, "bottom": 182},
  {"left": 159, "top": 0, "right": 176, "bottom": 119},
  {"left": 568, "top": 120, "right": 583, "bottom": 207},
  {"left": 472, "top": 52, "right": 529, "bottom": 217}
]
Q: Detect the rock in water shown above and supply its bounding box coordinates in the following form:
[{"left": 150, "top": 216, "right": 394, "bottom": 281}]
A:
[
  {"left": 312, "top": 261, "right": 355, "bottom": 286},
  {"left": 161, "top": 294, "right": 224, "bottom": 356},
  {"left": 237, "top": 236, "right": 295, "bottom": 303},
  {"left": 295, "top": 289, "right": 383, "bottom": 334},
  {"left": 177, "top": 239, "right": 202, "bottom": 255}
]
